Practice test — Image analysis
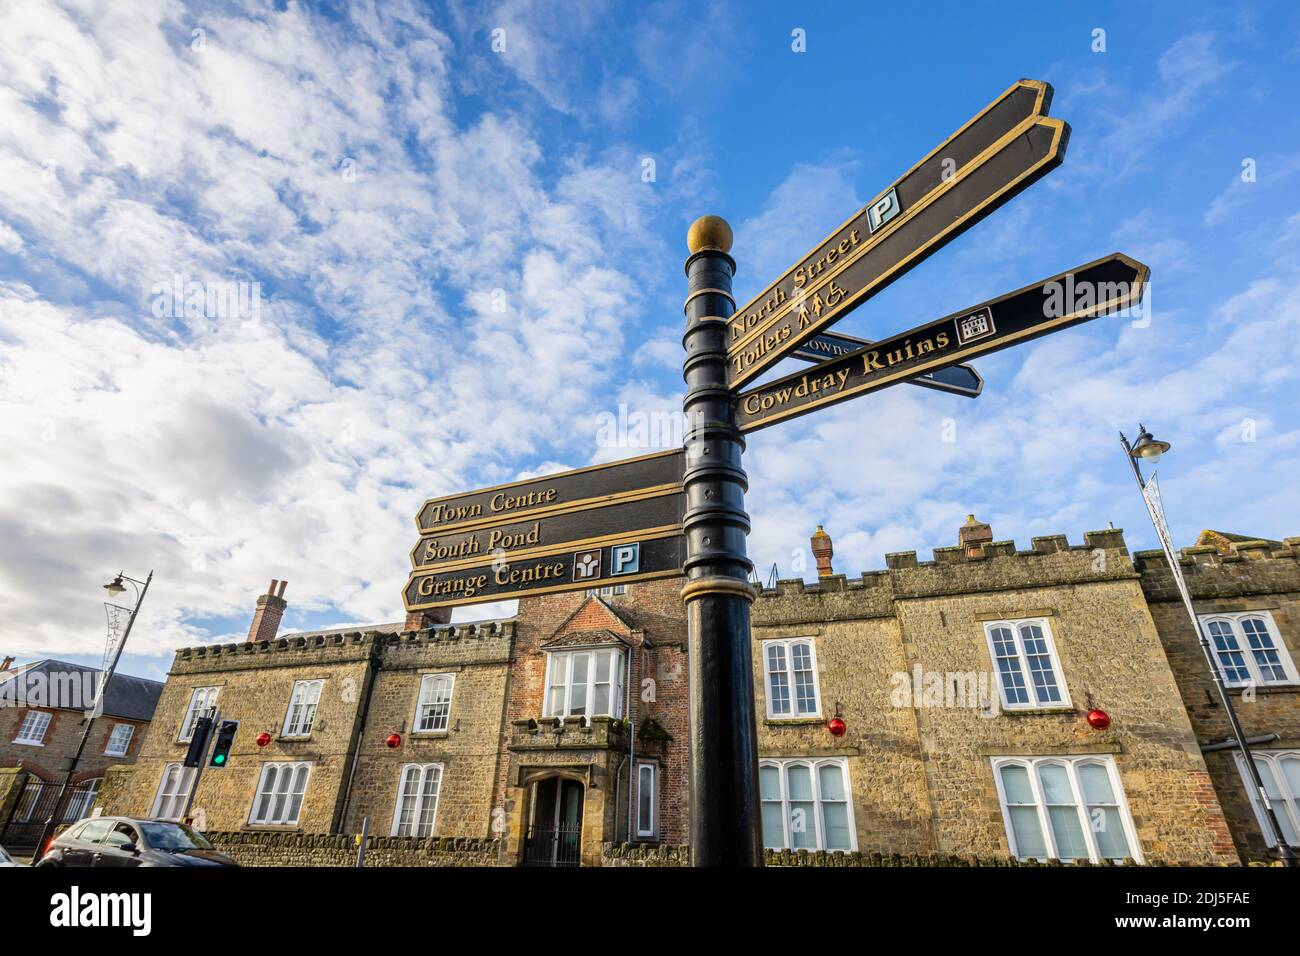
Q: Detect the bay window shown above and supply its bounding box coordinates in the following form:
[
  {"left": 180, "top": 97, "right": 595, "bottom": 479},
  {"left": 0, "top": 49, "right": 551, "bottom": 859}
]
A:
[{"left": 544, "top": 648, "right": 625, "bottom": 719}]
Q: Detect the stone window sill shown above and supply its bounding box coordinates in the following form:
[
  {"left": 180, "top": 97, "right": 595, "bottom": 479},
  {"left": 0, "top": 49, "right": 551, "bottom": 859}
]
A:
[
  {"left": 1225, "top": 684, "right": 1299, "bottom": 696},
  {"left": 411, "top": 730, "right": 450, "bottom": 738},
  {"left": 12, "top": 739, "right": 45, "bottom": 747},
  {"left": 764, "top": 717, "right": 825, "bottom": 727},
  {"left": 276, "top": 734, "right": 313, "bottom": 742},
  {"left": 998, "top": 707, "right": 1075, "bottom": 717},
  {"left": 243, "top": 824, "right": 304, "bottom": 832}
]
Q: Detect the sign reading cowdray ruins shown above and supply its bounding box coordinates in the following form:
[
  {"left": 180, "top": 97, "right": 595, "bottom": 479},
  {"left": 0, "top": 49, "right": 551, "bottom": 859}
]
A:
[
  {"left": 398, "top": 77, "right": 1150, "bottom": 866},
  {"left": 790, "top": 329, "right": 983, "bottom": 398},
  {"left": 737, "top": 254, "right": 1149, "bottom": 432}
]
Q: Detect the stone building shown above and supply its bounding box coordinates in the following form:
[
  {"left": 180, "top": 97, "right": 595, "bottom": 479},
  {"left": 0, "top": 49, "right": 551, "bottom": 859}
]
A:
[
  {"left": 1137, "top": 531, "right": 1300, "bottom": 863},
  {"left": 97, "top": 522, "right": 1300, "bottom": 866}
]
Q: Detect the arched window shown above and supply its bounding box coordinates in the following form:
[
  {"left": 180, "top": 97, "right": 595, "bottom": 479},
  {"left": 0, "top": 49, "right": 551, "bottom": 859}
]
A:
[
  {"left": 984, "top": 618, "right": 1070, "bottom": 709},
  {"left": 1202, "top": 612, "right": 1298, "bottom": 687},
  {"left": 758, "top": 758, "right": 855, "bottom": 852},
  {"left": 1233, "top": 750, "right": 1300, "bottom": 848},
  {"left": 992, "top": 756, "right": 1140, "bottom": 863},
  {"left": 391, "top": 764, "right": 443, "bottom": 837},
  {"left": 762, "top": 638, "right": 821, "bottom": 718}
]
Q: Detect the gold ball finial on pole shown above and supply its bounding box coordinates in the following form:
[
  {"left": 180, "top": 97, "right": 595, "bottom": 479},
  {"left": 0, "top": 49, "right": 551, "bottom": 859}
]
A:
[{"left": 686, "top": 215, "right": 733, "bottom": 254}]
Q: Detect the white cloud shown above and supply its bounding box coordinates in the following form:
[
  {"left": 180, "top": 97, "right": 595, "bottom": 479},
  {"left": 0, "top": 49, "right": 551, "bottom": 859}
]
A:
[{"left": 0, "top": 0, "right": 665, "bottom": 657}]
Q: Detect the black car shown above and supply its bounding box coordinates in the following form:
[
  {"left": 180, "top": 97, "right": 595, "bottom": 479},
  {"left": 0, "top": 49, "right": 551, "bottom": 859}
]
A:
[{"left": 36, "top": 816, "right": 238, "bottom": 868}]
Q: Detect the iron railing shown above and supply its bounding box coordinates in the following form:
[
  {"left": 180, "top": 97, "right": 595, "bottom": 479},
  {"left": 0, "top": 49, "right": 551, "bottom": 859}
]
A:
[
  {"left": 523, "top": 822, "right": 582, "bottom": 867},
  {"left": 1, "top": 779, "right": 99, "bottom": 852}
]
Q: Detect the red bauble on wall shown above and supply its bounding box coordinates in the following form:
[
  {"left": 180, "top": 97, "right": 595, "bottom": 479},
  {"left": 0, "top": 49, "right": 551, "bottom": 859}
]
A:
[
  {"left": 827, "top": 717, "right": 847, "bottom": 737},
  {"left": 255, "top": 731, "right": 272, "bottom": 747},
  {"left": 385, "top": 733, "right": 402, "bottom": 749},
  {"left": 1086, "top": 708, "right": 1111, "bottom": 730}
]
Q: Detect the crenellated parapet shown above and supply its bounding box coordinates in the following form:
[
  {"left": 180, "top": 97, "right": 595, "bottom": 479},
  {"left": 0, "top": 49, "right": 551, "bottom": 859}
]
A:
[
  {"left": 1135, "top": 537, "right": 1300, "bottom": 602},
  {"left": 754, "top": 528, "right": 1136, "bottom": 622},
  {"left": 172, "top": 620, "right": 517, "bottom": 674}
]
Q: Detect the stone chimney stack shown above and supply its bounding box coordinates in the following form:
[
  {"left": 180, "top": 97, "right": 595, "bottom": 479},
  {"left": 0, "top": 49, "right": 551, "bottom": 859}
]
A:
[
  {"left": 958, "top": 514, "right": 993, "bottom": 558},
  {"left": 0, "top": 656, "right": 13, "bottom": 671},
  {"left": 247, "top": 579, "right": 289, "bottom": 642},
  {"left": 811, "top": 525, "right": 834, "bottom": 577}
]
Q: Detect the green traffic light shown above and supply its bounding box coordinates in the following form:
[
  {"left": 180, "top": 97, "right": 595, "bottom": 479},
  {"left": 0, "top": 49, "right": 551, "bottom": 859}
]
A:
[{"left": 213, "top": 754, "right": 225, "bottom": 764}]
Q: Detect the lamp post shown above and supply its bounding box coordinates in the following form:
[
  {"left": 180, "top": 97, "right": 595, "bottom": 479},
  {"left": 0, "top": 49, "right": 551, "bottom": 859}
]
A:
[
  {"left": 1120, "top": 426, "right": 1295, "bottom": 867},
  {"left": 36, "top": 570, "right": 152, "bottom": 858}
]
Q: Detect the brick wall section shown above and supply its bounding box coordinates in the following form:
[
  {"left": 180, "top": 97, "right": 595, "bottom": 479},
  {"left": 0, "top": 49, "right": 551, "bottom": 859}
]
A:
[
  {"left": 752, "top": 529, "right": 1239, "bottom": 865},
  {"left": 342, "top": 623, "right": 514, "bottom": 839},
  {"left": 496, "top": 580, "right": 690, "bottom": 865},
  {"left": 1136, "top": 536, "right": 1300, "bottom": 862},
  {"left": 0, "top": 706, "right": 150, "bottom": 784}
]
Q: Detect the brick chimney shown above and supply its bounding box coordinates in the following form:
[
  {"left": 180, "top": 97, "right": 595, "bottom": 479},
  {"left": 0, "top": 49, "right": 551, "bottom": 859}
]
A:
[
  {"left": 405, "top": 606, "right": 452, "bottom": 631},
  {"left": 958, "top": 514, "right": 993, "bottom": 558},
  {"left": 810, "top": 525, "right": 834, "bottom": 577},
  {"left": 247, "top": 579, "right": 288, "bottom": 642},
  {"left": 0, "top": 656, "right": 13, "bottom": 671}
]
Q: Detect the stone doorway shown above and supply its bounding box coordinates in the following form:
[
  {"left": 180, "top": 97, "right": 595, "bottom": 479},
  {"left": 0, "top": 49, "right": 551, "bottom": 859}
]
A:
[{"left": 523, "top": 776, "right": 584, "bottom": 867}]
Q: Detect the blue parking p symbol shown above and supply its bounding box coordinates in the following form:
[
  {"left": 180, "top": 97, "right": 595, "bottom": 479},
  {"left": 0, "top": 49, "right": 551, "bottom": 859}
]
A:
[{"left": 610, "top": 543, "right": 640, "bottom": 576}]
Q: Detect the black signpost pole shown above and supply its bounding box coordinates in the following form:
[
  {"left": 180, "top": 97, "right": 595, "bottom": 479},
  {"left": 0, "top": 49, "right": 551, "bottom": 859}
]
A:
[{"left": 681, "top": 216, "right": 763, "bottom": 866}]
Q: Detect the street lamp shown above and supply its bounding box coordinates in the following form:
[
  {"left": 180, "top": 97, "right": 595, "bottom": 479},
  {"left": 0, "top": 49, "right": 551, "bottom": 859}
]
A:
[
  {"left": 36, "top": 569, "right": 153, "bottom": 858},
  {"left": 1120, "top": 427, "right": 1296, "bottom": 867}
]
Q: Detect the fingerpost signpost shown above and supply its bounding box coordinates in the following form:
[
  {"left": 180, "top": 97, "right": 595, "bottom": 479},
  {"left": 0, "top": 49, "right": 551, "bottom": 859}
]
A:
[{"left": 402, "top": 78, "right": 1149, "bottom": 867}]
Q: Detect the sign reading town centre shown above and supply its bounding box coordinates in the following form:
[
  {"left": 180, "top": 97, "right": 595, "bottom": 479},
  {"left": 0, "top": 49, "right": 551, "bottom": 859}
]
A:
[{"left": 404, "top": 450, "right": 687, "bottom": 610}]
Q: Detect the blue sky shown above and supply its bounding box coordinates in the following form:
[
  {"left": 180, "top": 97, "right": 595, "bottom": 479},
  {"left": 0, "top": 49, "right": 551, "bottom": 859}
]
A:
[{"left": 1, "top": 0, "right": 1298, "bottom": 682}]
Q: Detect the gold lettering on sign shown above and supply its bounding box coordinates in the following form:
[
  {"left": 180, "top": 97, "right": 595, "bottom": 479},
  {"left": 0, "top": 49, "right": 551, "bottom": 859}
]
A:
[
  {"left": 792, "top": 231, "right": 860, "bottom": 288},
  {"left": 494, "top": 559, "right": 567, "bottom": 586},
  {"left": 486, "top": 522, "right": 541, "bottom": 552},
  {"left": 423, "top": 502, "right": 483, "bottom": 525},
  {"left": 491, "top": 488, "right": 558, "bottom": 513},
  {"left": 416, "top": 573, "right": 490, "bottom": 599},
  {"left": 739, "top": 329, "right": 956, "bottom": 418}
]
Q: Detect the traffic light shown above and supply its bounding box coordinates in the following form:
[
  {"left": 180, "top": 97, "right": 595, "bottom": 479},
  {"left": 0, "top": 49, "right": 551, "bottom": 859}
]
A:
[
  {"left": 183, "top": 717, "right": 212, "bottom": 768},
  {"left": 209, "top": 720, "right": 238, "bottom": 768}
]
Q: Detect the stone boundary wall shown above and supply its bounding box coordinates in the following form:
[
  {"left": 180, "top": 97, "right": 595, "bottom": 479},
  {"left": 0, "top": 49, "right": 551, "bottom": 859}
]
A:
[
  {"left": 204, "top": 830, "right": 506, "bottom": 867},
  {"left": 600, "top": 843, "right": 1254, "bottom": 867}
]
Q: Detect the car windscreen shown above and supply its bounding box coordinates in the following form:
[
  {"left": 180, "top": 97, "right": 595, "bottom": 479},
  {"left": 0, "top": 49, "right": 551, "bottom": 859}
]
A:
[{"left": 139, "top": 821, "right": 214, "bottom": 851}]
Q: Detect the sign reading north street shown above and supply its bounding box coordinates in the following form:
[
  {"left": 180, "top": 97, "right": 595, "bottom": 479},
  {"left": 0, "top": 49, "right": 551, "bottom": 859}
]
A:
[
  {"left": 727, "top": 79, "right": 1065, "bottom": 389},
  {"left": 404, "top": 534, "right": 687, "bottom": 611},
  {"left": 416, "top": 448, "right": 684, "bottom": 534},
  {"left": 790, "top": 330, "right": 983, "bottom": 398},
  {"left": 736, "top": 254, "right": 1149, "bottom": 433}
]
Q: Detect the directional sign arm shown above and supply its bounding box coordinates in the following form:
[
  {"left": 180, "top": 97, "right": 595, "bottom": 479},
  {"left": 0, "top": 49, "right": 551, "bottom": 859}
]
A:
[
  {"left": 404, "top": 535, "right": 687, "bottom": 610},
  {"left": 736, "top": 254, "right": 1149, "bottom": 433},
  {"left": 791, "top": 330, "right": 983, "bottom": 398},
  {"left": 727, "top": 80, "right": 1066, "bottom": 389}
]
